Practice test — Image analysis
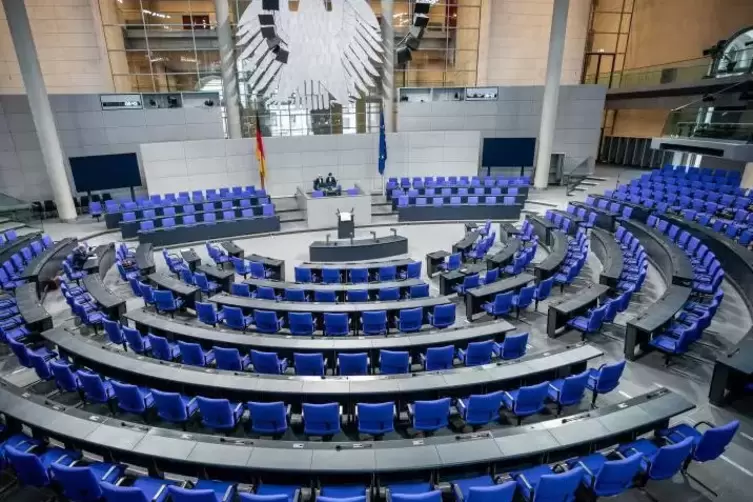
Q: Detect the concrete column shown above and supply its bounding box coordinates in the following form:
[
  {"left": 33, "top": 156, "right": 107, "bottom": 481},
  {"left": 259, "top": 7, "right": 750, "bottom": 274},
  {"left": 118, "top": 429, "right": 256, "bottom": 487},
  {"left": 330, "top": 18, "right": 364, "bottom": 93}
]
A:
[
  {"left": 741, "top": 163, "right": 753, "bottom": 190},
  {"left": 2, "top": 0, "right": 77, "bottom": 221},
  {"left": 214, "top": 0, "right": 242, "bottom": 138},
  {"left": 381, "top": 0, "right": 395, "bottom": 132},
  {"left": 533, "top": 0, "right": 570, "bottom": 190}
]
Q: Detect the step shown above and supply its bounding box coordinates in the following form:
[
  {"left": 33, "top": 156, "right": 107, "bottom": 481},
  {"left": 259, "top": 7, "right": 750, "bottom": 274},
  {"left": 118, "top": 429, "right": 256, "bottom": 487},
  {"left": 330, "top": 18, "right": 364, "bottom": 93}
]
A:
[
  {"left": 585, "top": 176, "right": 608, "bottom": 182},
  {"left": 525, "top": 199, "right": 559, "bottom": 208},
  {"left": 579, "top": 181, "right": 599, "bottom": 187}
]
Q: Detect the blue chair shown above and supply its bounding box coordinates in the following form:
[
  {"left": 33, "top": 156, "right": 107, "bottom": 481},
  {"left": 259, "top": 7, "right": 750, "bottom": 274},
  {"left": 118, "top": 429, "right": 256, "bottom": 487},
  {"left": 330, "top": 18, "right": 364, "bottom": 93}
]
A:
[
  {"left": 249, "top": 262, "right": 271, "bottom": 280},
  {"left": 9, "top": 339, "right": 55, "bottom": 368},
  {"left": 251, "top": 349, "right": 288, "bottom": 374},
  {"left": 441, "top": 253, "right": 462, "bottom": 271},
  {"left": 452, "top": 476, "right": 516, "bottom": 502},
  {"left": 325, "top": 313, "right": 350, "bottom": 336},
  {"left": 5, "top": 444, "right": 80, "bottom": 488},
  {"left": 103, "top": 319, "right": 127, "bottom": 350},
  {"left": 231, "top": 283, "right": 251, "bottom": 297},
  {"left": 511, "top": 284, "right": 535, "bottom": 318},
  {"left": 215, "top": 347, "right": 251, "bottom": 371},
  {"left": 178, "top": 340, "right": 215, "bottom": 367},
  {"left": 247, "top": 401, "right": 289, "bottom": 436},
  {"left": 428, "top": 303, "right": 455, "bottom": 328},
  {"left": 497, "top": 332, "right": 528, "bottom": 359},
  {"left": 396, "top": 307, "right": 423, "bottom": 333},
  {"left": 322, "top": 268, "right": 341, "bottom": 284},
  {"left": 406, "top": 283, "right": 430, "bottom": 299},
  {"left": 196, "top": 397, "right": 244, "bottom": 431},
  {"left": 194, "top": 272, "right": 221, "bottom": 295},
  {"left": 362, "top": 310, "right": 388, "bottom": 335},
  {"left": 567, "top": 451, "right": 643, "bottom": 499},
  {"left": 303, "top": 402, "right": 341, "bottom": 437},
  {"left": 456, "top": 391, "right": 504, "bottom": 427},
  {"left": 347, "top": 289, "right": 369, "bottom": 302},
  {"left": 50, "top": 360, "right": 80, "bottom": 393},
  {"left": 616, "top": 437, "right": 695, "bottom": 484},
  {"left": 513, "top": 466, "right": 583, "bottom": 502},
  {"left": 151, "top": 390, "right": 198, "bottom": 429},
  {"left": 454, "top": 274, "right": 479, "bottom": 295},
  {"left": 401, "top": 261, "right": 422, "bottom": 279},
  {"left": 222, "top": 306, "right": 253, "bottom": 331},
  {"left": 458, "top": 340, "right": 498, "bottom": 366},
  {"left": 294, "top": 352, "right": 326, "bottom": 376},
  {"left": 111, "top": 381, "right": 154, "bottom": 419},
  {"left": 357, "top": 402, "right": 395, "bottom": 436},
  {"left": 586, "top": 360, "right": 626, "bottom": 407},
  {"left": 422, "top": 345, "right": 454, "bottom": 371},
  {"left": 482, "top": 292, "right": 513, "bottom": 319},
  {"left": 501, "top": 381, "right": 549, "bottom": 424},
  {"left": 254, "top": 310, "right": 284, "bottom": 333},
  {"left": 378, "top": 265, "right": 397, "bottom": 281},
  {"left": 289, "top": 312, "right": 316, "bottom": 336},
  {"left": 349, "top": 268, "right": 368, "bottom": 283},
  {"left": 50, "top": 462, "right": 126, "bottom": 502},
  {"left": 153, "top": 290, "right": 183, "bottom": 317},
  {"left": 409, "top": 398, "right": 451, "bottom": 432},
  {"left": 101, "top": 477, "right": 178, "bottom": 502},
  {"left": 338, "top": 352, "right": 369, "bottom": 375},
  {"left": 196, "top": 302, "right": 225, "bottom": 327},
  {"left": 546, "top": 369, "right": 589, "bottom": 415},
  {"left": 245, "top": 484, "right": 300, "bottom": 502},
  {"left": 147, "top": 333, "right": 179, "bottom": 361},
  {"left": 294, "top": 267, "right": 314, "bottom": 283},
  {"left": 380, "top": 349, "right": 410, "bottom": 374},
  {"left": 567, "top": 303, "right": 607, "bottom": 340},
  {"left": 232, "top": 257, "right": 253, "bottom": 278},
  {"left": 658, "top": 419, "right": 739, "bottom": 470},
  {"left": 168, "top": 482, "right": 237, "bottom": 502},
  {"left": 378, "top": 287, "right": 400, "bottom": 301},
  {"left": 256, "top": 286, "right": 278, "bottom": 301},
  {"left": 76, "top": 369, "right": 115, "bottom": 408},
  {"left": 314, "top": 290, "right": 337, "bottom": 303},
  {"left": 284, "top": 289, "right": 308, "bottom": 302}
]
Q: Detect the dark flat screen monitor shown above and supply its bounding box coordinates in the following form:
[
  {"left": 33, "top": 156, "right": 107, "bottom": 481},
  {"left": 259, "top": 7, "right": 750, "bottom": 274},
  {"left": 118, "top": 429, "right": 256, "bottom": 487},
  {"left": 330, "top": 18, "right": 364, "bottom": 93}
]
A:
[
  {"left": 70, "top": 153, "right": 142, "bottom": 192},
  {"left": 482, "top": 138, "right": 536, "bottom": 167}
]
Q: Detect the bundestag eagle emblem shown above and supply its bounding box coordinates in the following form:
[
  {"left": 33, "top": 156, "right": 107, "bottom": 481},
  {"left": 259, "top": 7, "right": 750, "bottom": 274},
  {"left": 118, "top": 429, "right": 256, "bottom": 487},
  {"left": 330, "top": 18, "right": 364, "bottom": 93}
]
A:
[{"left": 237, "top": 0, "right": 383, "bottom": 110}]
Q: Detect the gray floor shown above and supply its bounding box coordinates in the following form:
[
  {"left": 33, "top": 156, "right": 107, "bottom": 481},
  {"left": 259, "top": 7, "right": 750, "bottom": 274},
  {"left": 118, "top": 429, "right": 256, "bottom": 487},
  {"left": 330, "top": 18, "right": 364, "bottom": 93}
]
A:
[{"left": 3, "top": 165, "right": 753, "bottom": 501}]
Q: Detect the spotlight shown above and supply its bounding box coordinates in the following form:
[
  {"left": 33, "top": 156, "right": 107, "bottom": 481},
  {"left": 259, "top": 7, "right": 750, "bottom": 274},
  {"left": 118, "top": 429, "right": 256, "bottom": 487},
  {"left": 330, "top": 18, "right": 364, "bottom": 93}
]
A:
[{"left": 262, "top": 0, "right": 279, "bottom": 11}]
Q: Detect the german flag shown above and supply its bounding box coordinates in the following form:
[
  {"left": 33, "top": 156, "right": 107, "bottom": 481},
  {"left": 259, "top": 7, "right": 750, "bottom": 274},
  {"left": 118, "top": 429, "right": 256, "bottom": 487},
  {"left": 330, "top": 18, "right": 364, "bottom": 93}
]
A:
[{"left": 255, "top": 112, "right": 267, "bottom": 190}]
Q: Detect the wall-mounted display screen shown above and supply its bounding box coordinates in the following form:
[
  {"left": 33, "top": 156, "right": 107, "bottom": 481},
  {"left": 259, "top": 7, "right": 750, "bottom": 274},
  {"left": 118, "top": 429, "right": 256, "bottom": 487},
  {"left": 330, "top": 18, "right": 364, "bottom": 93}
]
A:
[
  {"left": 482, "top": 138, "right": 536, "bottom": 167},
  {"left": 70, "top": 153, "right": 142, "bottom": 192}
]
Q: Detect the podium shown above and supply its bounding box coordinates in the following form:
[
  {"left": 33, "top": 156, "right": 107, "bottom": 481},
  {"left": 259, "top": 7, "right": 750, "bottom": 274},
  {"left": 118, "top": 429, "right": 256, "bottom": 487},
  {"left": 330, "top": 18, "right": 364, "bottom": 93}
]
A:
[{"left": 337, "top": 210, "right": 354, "bottom": 239}]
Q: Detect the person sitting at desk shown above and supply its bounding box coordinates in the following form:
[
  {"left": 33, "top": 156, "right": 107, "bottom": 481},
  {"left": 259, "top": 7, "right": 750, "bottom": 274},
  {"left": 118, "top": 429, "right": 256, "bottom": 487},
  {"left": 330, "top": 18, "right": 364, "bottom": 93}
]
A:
[
  {"left": 314, "top": 174, "right": 325, "bottom": 191},
  {"left": 326, "top": 172, "right": 337, "bottom": 188},
  {"left": 71, "top": 241, "right": 92, "bottom": 270}
]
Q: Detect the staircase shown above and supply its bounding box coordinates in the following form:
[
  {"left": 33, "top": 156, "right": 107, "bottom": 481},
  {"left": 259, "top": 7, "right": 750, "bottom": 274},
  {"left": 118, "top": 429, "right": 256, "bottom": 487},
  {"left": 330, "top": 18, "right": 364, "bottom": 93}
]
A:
[{"left": 561, "top": 157, "right": 599, "bottom": 196}]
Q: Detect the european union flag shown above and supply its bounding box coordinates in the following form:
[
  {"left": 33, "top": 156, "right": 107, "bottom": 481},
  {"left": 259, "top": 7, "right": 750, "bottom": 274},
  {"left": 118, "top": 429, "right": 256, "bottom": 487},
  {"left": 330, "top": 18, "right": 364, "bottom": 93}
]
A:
[{"left": 378, "top": 110, "right": 387, "bottom": 175}]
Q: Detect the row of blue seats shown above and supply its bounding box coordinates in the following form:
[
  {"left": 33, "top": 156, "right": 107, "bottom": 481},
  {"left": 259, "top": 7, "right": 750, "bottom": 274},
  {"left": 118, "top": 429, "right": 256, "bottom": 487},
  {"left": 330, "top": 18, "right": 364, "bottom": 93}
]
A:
[
  {"left": 396, "top": 196, "right": 520, "bottom": 208},
  {"left": 0, "top": 295, "right": 29, "bottom": 343},
  {"left": 392, "top": 186, "right": 523, "bottom": 198},
  {"left": 617, "top": 181, "right": 751, "bottom": 206},
  {"left": 0, "top": 228, "right": 20, "bottom": 247},
  {"left": 122, "top": 198, "right": 270, "bottom": 221},
  {"left": 293, "top": 263, "right": 422, "bottom": 284},
  {"left": 0, "top": 414, "right": 739, "bottom": 502},
  {"left": 649, "top": 165, "right": 742, "bottom": 184},
  {"left": 92, "top": 185, "right": 265, "bottom": 209},
  {"left": 230, "top": 282, "right": 431, "bottom": 303},
  {"left": 387, "top": 175, "right": 530, "bottom": 190},
  {"left": 99, "top": 318, "right": 530, "bottom": 372},
  {"left": 680, "top": 208, "right": 753, "bottom": 247},
  {"left": 139, "top": 205, "right": 276, "bottom": 233},
  {"left": 552, "top": 230, "right": 589, "bottom": 292},
  {"left": 0, "top": 234, "right": 55, "bottom": 291}
]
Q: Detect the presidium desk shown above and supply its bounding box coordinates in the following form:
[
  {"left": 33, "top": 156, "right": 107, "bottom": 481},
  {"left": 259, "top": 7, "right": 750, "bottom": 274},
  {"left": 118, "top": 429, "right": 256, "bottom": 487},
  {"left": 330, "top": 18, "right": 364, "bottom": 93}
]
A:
[{"left": 309, "top": 235, "right": 408, "bottom": 262}]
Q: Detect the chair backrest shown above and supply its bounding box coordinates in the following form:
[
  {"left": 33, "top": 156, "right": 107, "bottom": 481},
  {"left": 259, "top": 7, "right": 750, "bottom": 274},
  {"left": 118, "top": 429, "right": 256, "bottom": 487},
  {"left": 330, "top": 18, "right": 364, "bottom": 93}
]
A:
[
  {"left": 50, "top": 463, "right": 108, "bottom": 502},
  {"left": 347, "top": 289, "right": 369, "bottom": 302},
  {"left": 378, "top": 287, "right": 399, "bottom": 301},
  {"left": 50, "top": 360, "right": 79, "bottom": 392},
  {"left": 303, "top": 402, "right": 340, "bottom": 435},
  {"left": 511, "top": 381, "right": 549, "bottom": 414},
  {"left": 324, "top": 312, "right": 349, "bottom": 335},
  {"left": 357, "top": 402, "right": 394, "bottom": 434},
  {"left": 431, "top": 304, "right": 455, "bottom": 327},
  {"left": 147, "top": 333, "right": 173, "bottom": 361},
  {"left": 398, "top": 307, "right": 423, "bottom": 331},
  {"left": 152, "top": 389, "right": 189, "bottom": 422},
  {"left": 362, "top": 311, "right": 387, "bottom": 334},
  {"left": 493, "top": 291, "right": 514, "bottom": 312},
  {"left": 591, "top": 453, "right": 643, "bottom": 497},
  {"left": 593, "top": 360, "right": 626, "bottom": 393},
  {"left": 5, "top": 445, "right": 51, "bottom": 487},
  {"left": 294, "top": 352, "right": 325, "bottom": 376},
  {"left": 178, "top": 340, "right": 208, "bottom": 366},
  {"left": 447, "top": 253, "right": 461, "bottom": 270},
  {"left": 214, "top": 347, "right": 245, "bottom": 371},
  {"left": 406, "top": 261, "right": 422, "bottom": 278},
  {"left": 123, "top": 326, "right": 147, "bottom": 353},
  {"left": 248, "top": 401, "right": 288, "bottom": 433},
  {"left": 533, "top": 467, "right": 583, "bottom": 502},
  {"left": 648, "top": 437, "right": 694, "bottom": 480},
  {"left": 289, "top": 312, "right": 315, "bottom": 335},
  {"left": 257, "top": 286, "right": 277, "bottom": 300},
  {"left": 694, "top": 420, "right": 740, "bottom": 462},
  {"left": 255, "top": 310, "right": 281, "bottom": 332},
  {"left": 231, "top": 283, "right": 250, "bottom": 297},
  {"left": 322, "top": 268, "right": 341, "bottom": 283},
  {"left": 379, "top": 265, "right": 397, "bottom": 281},
  {"left": 409, "top": 283, "right": 430, "bottom": 298},
  {"left": 557, "top": 370, "right": 589, "bottom": 405},
  {"left": 195, "top": 302, "right": 219, "bottom": 325},
  {"left": 112, "top": 380, "right": 147, "bottom": 413},
  {"left": 29, "top": 353, "right": 52, "bottom": 380},
  {"left": 413, "top": 398, "right": 450, "bottom": 430},
  {"left": 516, "top": 285, "right": 535, "bottom": 306},
  {"left": 425, "top": 345, "right": 454, "bottom": 370},
  {"left": 465, "top": 340, "right": 495, "bottom": 366},
  {"left": 339, "top": 352, "right": 368, "bottom": 375},
  {"left": 197, "top": 397, "right": 237, "bottom": 428},
  {"left": 251, "top": 349, "right": 283, "bottom": 374},
  {"left": 466, "top": 481, "right": 516, "bottom": 502},
  {"left": 380, "top": 349, "right": 410, "bottom": 374},
  {"left": 77, "top": 370, "right": 110, "bottom": 402},
  {"left": 500, "top": 332, "right": 528, "bottom": 359},
  {"left": 284, "top": 289, "right": 307, "bottom": 302},
  {"left": 465, "top": 392, "right": 504, "bottom": 424}
]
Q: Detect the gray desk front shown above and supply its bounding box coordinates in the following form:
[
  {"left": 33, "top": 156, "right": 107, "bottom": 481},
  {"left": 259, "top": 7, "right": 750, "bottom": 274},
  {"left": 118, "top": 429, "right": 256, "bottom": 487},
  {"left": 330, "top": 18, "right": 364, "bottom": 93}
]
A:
[
  {"left": 398, "top": 205, "right": 522, "bottom": 223},
  {"left": 19, "top": 238, "right": 77, "bottom": 297},
  {"left": 465, "top": 273, "right": 536, "bottom": 321},
  {"left": 148, "top": 273, "right": 201, "bottom": 310},
  {"left": 590, "top": 229, "right": 623, "bottom": 288},
  {"left": 15, "top": 282, "right": 52, "bottom": 332},
  {"left": 244, "top": 277, "right": 424, "bottom": 302},
  {"left": 309, "top": 236, "right": 408, "bottom": 262},
  {"left": 138, "top": 217, "right": 281, "bottom": 247},
  {"left": 82, "top": 274, "right": 126, "bottom": 321}
]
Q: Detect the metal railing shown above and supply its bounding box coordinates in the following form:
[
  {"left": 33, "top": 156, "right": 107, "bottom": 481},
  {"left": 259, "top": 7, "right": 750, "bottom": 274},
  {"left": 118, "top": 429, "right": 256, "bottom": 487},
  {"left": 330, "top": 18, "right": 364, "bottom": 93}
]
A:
[
  {"left": 662, "top": 109, "right": 753, "bottom": 143},
  {"left": 562, "top": 157, "right": 594, "bottom": 195}
]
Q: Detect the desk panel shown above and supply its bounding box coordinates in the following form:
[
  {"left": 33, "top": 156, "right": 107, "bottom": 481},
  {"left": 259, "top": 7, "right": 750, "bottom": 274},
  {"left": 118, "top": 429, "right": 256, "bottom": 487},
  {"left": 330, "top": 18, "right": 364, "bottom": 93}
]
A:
[
  {"left": 309, "top": 236, "right": 408, "bottom": 262},
  {"left": 392, "top": 194, "right": 526, "bottom": 210},
  {"left": 139, "top": 217, "right": 282, "bottom": 247},
  {"left": 465, "top": 273, "right": 536, "bottom": 321},
  {"left": 148, "top": 273, "right": 201, "bottom": 310},
  {"left": 624, "top": 286, "right": 691, "bottom": 360},
  {"left": 15, "top": 282, "right": 52, "bottom": 332},
  {"left": 546, "top": 284, "right": 609, "bottom": 338},
  {"left": 590, "top": 229, "right": 623, "bottom": 288},
  {"left": 618, "top": 219, "right": 693, "bottom": 287},
  {"left": 83, "top": 244, "right": 116, "bottom": 277},
  {"left": 135, "top": 243, "right": 156, "bottom": 275},
  {"left": 526, "top": 215, "right": 556, "bottom": 246},
  {"left": 83, "top": 274, "right": 126, "bottom": 321},
  {"left": 120, "top": 207, "right": 265, "bottom": 238},
  {"left": 398, "top": 205, "right": 522, "bottom": 223},
  {"left": 535, "top": 231, "right": 568, "bottom": 282},
  {"left": 244, "top": 277, "right": 424, "bottom": 302},
  {"left": 19, "top": 238, "right": 77, "bottom": 297},
  {"left": 570, "top": 202, "right": 618, "bottom": 232}
]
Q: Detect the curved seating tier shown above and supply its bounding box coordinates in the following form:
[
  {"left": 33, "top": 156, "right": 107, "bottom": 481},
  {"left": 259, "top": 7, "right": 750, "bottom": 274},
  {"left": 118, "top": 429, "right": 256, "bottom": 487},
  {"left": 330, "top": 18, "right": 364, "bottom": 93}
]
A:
[
  {"left": 40, "top": 326, "right": 602, "bottom": 404},
  {"left": 618, "top": 219, "right": 693, "bottom": 288},
  {"left": 124, "top": 310, "right": 515, "bottom": 359},
  {"left": 82, "top": 274, "right": 127, "bottom": 322},
  {"left": 294, "top": 259, "right": 419, "bottom": 284},
  {"left": 135, "top": 243, "right": 156, "bottom": 275},
  {"left": 18, "top": 237, "right": 77, "bottom": 296},
  {"left": 0, "top": 382, "right": 693, "bottom": 477},
  {"left": 535, "top": 230, "right": 569, "bottom": 282},
  {"left": 82, "top": 243, "right": 116, "bottom": 276},
  {"left": 14, "top": 282, "right": 52, "bottom": 333},
  {"left": 244, "top": 278, "right": 427, "bottom": 302},
  {"left": 590, "top": 228, "right": 624, "bottom": 288}
]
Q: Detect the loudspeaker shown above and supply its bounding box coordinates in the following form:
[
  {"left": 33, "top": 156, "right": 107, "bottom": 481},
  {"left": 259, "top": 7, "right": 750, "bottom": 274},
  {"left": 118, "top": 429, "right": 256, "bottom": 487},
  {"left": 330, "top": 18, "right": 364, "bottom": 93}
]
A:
[
  {"left": 258, "top": 14, "right": 274, "bottom": 25},
  {"left": 262, "top": 0, "right": 280, "bottom": 10},
  {"left": 414, "top": 2, "right": 431, "bottom": 15},
  {"left": 405, "top": 35, "right": 421, "bottom": 51},
  {"left": 261, "top": 26, "right": 276, "bottom": 39},
  {"left": 396, "top": 46, "right": 412, "bottom": 64},
  {"left": 413, "top": 14, "right": 429, "bottom": 28},
  {"left": 276, "top": 49, "right": 289, "bottom": 64}
]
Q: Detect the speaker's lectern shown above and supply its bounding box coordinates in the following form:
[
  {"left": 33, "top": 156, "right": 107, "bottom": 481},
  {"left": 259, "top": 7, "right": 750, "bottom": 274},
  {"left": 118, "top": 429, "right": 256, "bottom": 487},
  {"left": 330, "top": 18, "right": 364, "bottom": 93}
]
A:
[{"left": 337, "top": 209, "right": 354, "bottom": 239}]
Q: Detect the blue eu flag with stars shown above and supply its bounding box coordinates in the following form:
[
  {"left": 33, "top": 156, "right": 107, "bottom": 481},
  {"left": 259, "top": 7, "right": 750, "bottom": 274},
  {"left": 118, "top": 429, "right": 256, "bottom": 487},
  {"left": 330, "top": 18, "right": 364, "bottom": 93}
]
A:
[{"left": 378, "top": 110, "right": 387, "bottom": 175}]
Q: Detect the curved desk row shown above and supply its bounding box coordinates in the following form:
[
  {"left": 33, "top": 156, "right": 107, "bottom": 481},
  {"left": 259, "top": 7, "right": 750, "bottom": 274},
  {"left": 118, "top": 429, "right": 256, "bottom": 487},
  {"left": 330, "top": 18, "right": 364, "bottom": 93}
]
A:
[
  {"left": 18, "top": 237, "right": 77, "bottom": 297},
  {"left": 465, "top": 273, "right": 536, "bottom": 322},
  {"left": 570, "top": 202, "right": 618, "bottom": 232},
  {"left": 391, "top": 193, "right": 526, "bottom": 210},
  {"left": 0, "top": 232, "right": 42, "bottom": 268},
  {"left": 125, "top": 309, "right": 515, "bottom": 359},
  {"left": 136, "top": 243, "right": 156, "bottom": 275},
  {"left": 244, "top": 277, "right": 426, "bottom": 301},
  {"left": 547, "top": 284, "right": 610, "bottom": 338},
  {"left": 618, "top": 219, "right": 693, "bottom": 287},
  {"left": 398, "top": 203, "right": 523, "bottom": 223},
  {"left": 14, "top": 282, "right": 52, "bottom": 333},
  {"left": 0, "top": 382, "right": 693, "bottom": 477},
  {"left": 590, "top": 229, "right": 624, "bottom": 288},
  {"left": 548, "top": 210, "right": 583, "bottom": 236},
  {"left": 149, "top": 273, "right": 201, "bottom": 310},
  {"left": 309, "top": 236, "right": 408, "bottom": 262},
  {"left": 619, "top": 219, "right": 692, "bottom": 361},
  {"left": 138, "top": 216, "right": 282, "bottom": 247},
  {"left": 486, "top": 238, "right": 522, "bottom": 270},
  {"left": 534, "top": 230, "right": 568, "bottom": 282},
  {"left": 591, "top": 196, "right": 650, "bottom": 223},
  {"left": 83, "top": 243, "right": 116, "bottom": 277},
  {"left": 104, "top": 195, "right": 268, "bottom": 229},
  {"left": 297, "top": 258, "right": 415, "bottom": 274},
  {"left": 387, "top": 185, "right": 529, "bottom": 200},
  {"left": 82, "top": 274, "right": 126, "bottom": 321},
  {"left": 42, "top": 326, "right": 602, "bottom": 403},
  {"left": 526, "top": 214, "right": 555, "bottom": 246},
  {"left": 659, "top": 214, "right": 753, "bottom": 406},
  {"left": 121, "top": 206, "right": 269, "bottom": 239}
]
